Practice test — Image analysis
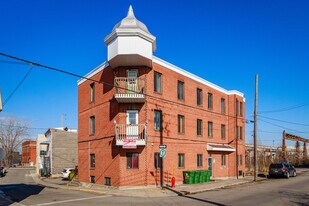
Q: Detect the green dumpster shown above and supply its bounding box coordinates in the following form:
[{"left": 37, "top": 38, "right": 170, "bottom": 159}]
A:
[
  {"left": 201, "top": 170, "right": 207, "bottom": 183},
  {"left": 199, "top": 170, "right": 205, "bottom": 183},
  {"left": 189, "top": 171, "right": 195, "bottom": 184},
  {"left": 194, "top": 171, "right": 201, "bottom": 184},
  {"left": 183, "top": 171, "right": 190, "bottom": 184}
]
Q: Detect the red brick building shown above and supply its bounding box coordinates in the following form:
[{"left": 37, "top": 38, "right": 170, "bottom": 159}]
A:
[
  {"left": 22, "top": 141, "right": 36, "bottom": 166},
  {"left": 78, "top": 6, "right": 245, "bottom": 187}
]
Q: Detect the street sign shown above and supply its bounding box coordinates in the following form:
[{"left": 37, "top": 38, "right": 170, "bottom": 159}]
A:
[
  {"left": 160, "top": 148, "right": 166, "bottom": 158},
  {"left": 159, "top": 145, "right": 167, "bottom": 149}
]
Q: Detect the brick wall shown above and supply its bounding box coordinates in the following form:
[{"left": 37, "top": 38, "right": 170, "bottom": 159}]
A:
[{"left": 78, "top": 61, "right": 245, "bottom": 186}]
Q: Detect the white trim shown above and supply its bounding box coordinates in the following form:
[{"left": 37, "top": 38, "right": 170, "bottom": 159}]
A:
[
  {"left": 153, "top": 56, "right": 244, "bottom": 98},
  {"left": 77, "top": 61, "right": 109, "bottom": 85}
]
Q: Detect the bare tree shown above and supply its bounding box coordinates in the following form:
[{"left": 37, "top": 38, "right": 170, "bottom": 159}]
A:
[{"left": 0, "top": 116, "right": 30, "bottom": 166}]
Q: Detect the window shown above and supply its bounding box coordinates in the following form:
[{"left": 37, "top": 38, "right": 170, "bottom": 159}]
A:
[
  {"left": 104, "top": 177, "right": 111, "bottom": 186},
  {"left": 177, "top": 81, "right": 184, "bottom": 100},
  {"left": 236, "top": 99, "right": 239, "bottom": 116},
  {"left": 127, "top": 153, "right": 139, "bottom": 169},
  {"left": 208, "top": 93, "right": 213, "bottom": 110},
  {"left": 221, "top": 124, "right": 226, "bottom": 140},
  {"left": 90, "top": 176, "right": 95, "bottom": 183},
  {"left": 239, "top": 155, "right": 243, "bottom": 166},
  {"left": 221, "top": 98, "right": 226, "bottom": 114},
  {"left": 197, "top": 88, "right": 203, "bottom": 105},
  {"left": 90, "top": 116, "right": 95, "bottom": 135},
  {"left": 178, "top": 115, "right": 185, "bottom": 134},
  {"left": 90, "top": 154, "right": 95, "bottom": 168},
  {"left": 154, "top": 110, "right": 162, "bottom": 131},
  {"left": 221, "top": 154, "right": 226, "bottom": 166},
  {"left": 208, "top": 121, "right": 213, "bottom": 138},
  {"left": 197, "top": 154, "right": 203, "bottom": 167},
  {"left": 90, "top": 83, "right": 95, "bottom": 102},
  {"left": 178, "top": 153, "right": 185, "bottom": 168},
  {"left": 154, "top": 152, "right": 161, "bottom": 169},
  {"left": 197, "top": 119, "right": 203, "bottom": 136},
  {"left": 240, "top": 126, "right": 243, "bottom": 140},
  {"left": 240, "top": 102, "right": 243, "bottom": 117},
  {"left": 154, "top": 71, "right": 162, "bottom": 93}
]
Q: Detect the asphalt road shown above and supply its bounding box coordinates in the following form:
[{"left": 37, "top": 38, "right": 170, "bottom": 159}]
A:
[{"left": 0, "top": 168, "right": 308, "bottom": 206}]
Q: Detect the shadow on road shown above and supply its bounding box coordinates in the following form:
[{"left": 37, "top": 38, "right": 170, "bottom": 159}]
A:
[
  {"left": 0, "top": 184, "right": 45, "bottom": 205},
  {"left": 164, "top": 186, "right": 227, "bottom": 206}
]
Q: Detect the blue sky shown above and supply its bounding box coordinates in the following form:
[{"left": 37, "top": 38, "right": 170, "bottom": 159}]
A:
[{"left": 0, "top": 0, "right": 308, "bottom": 146}]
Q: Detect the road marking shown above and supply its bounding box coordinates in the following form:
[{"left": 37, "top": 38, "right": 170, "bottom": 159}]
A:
[{"left": 35, "top": 195, "right": 112, "bottom": 205}]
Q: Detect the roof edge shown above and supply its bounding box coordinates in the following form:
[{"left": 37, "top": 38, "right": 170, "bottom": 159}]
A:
[
  {"left": 77, "top": 61, "right": 109, "bottom": 86},
  {"left": 152, "top": 56, "right": 244, "bottom": 98}
]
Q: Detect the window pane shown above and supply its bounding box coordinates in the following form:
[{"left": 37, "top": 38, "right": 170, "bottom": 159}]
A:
[
  {"left": 236, "top": 100, "right": 239, "bottom": 116},
  {"left": 154, "top": 110, "right": 162, "bottom": 130},
  {"left": 208, "top": 121, "right": 213, "bottom": 137},
  {"left": 127, "top": 153, "right": 139, "bottom": 169},
  {"left": 90, "top": 154, "right": 95, "bottom": 168},
  {"left": 197, "top": 119, "right": 202, "bottom": 136},
  {"left": 221, "top": 98, "right": 225, "bottom": 114},
  {"left": 208, "top": 93, "right": 213, "bottom": 109},
  {"left": 154, "top": 72, "right": 162, "bottom": 93},
  {"left": 240, "top": 126, "right": 243, "bottom": 140},
  {"left": 221, "top": 124, "right": 226, "bottom": 140},
  {"left": 178, "top": 154, "right": 184, "bottom": 167},
  {"left": 90, "top": 116, "right": 95, "bottom": 135},
  {"left": 197, "top": 89, "right": 202, "bottom": 105},
  {"left": 240, "top": 102, "right": 243, "bottom": 116},
  {"left": 154, "top": 153, "right": 161, "bottom": 169},
  {"left": 178, "top": 115, "right": 184, "bottom": 133},
  {"left": 197, "top": 154, "right": 203, "bottom": 167},
  {"left": 90, "top": 83, "right": 95, "bottom": 102},
  {"left": 178, "top": 81, "right": 184, "bottom": 100}
]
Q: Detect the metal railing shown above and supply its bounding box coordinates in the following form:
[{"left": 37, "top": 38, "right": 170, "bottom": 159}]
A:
[
  {"left": 114, "top": 77, "right": 145, "bottom": 94},
  {"left": 115, "top": 124, "right": 147, "bottom": 143}
]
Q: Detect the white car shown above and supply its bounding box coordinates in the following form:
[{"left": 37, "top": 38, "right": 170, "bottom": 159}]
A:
[{"left": 61, "top": 168, "right": 75, "bottom": 179}]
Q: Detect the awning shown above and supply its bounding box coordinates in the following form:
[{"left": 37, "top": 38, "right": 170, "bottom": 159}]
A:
[
  {"left": 40, "top": 141, "right": 50, "bottom": 145},
  {"left": 207, "top": 143, "right": 235, "bottom": 152}
]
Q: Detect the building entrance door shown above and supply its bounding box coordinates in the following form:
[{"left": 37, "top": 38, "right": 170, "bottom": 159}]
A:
[
  {"left": 208, "top": 157, "right": 213, "bottom": 176},
  {"left": 127, "top": 70, "right": 138, "bottom": 93},
  {"left": 126, "top": 110, "right": 138, "bottom": 139}
]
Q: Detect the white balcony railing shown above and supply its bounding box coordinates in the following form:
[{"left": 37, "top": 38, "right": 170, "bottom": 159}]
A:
[
  {"left": 115, "top": 124, "right": 147, "bottom": 148},
  {"left": 114, "top": 77, "right": 145, "bottom": 103}
]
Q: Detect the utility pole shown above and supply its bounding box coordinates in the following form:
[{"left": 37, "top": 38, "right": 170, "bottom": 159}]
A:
[
  {"left": 254, "top": 74, "right": 259, "bottom": 181},
  {"left": 236, "top": 106, "right": 239, "bottom": 179}
]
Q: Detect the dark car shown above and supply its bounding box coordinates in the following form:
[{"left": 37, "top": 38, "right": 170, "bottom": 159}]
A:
[{"left": 268, "top": 162, "right": 296, "bottom": 178}]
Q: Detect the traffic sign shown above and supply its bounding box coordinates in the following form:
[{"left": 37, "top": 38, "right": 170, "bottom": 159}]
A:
[
  {"left": 160, "top": 148, "right": 166, "bottom": 158},
  {"left": 159, "top": 145, "right": 167, "bottom": 149}
]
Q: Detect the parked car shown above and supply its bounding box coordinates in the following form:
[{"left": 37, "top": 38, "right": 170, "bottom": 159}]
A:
[
  {"left": 268, "top": 162, "right": 296, "bottom": 179},
  {"left": 61, "top": 168, "right": 75, "bottom": 179}
]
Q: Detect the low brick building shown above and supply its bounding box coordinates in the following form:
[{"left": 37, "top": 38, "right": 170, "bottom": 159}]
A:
[
  {"left": 21, "top": 141, "right": 36, "bottom": 166},
  {"left": 78, "top": 6, "right": 246, "bottom": 187}
]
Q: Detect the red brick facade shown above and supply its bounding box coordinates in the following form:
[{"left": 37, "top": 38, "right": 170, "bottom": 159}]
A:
[
  {"left": 78, "top": 61, "right": 245, "bottom": 187},
  {"left": 21, "top": 141, "right": 36, "bottom": 166}
]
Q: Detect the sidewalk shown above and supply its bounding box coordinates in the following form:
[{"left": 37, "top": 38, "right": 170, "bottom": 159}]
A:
[
  {"left": 31, "top": 172, "right": 259, "bottom": 197},
  {"left": 31, "top": 168, "right": 309, "bottom": 197}
]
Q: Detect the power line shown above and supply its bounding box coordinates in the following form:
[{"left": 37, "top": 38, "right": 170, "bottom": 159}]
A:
[
  {"left": 0, "top": 52, "right": 250, "bottom": 122},
  {"left": 259, "top": 119, "right": 309, "bottom": 134},
  {"left": 259, "top": 101, "right": 309, "bottom": 114},
  {"left": 3, "top": 65, "right": 33, "bottom": 107},
  {"left": 0, "top": 59, "right": 29, "bottom": 65},
  {"left": 259, "top": 115, "right": 309, "bottom": 127}
]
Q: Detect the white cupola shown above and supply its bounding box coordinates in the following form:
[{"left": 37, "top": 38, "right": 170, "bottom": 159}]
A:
[{"left": 104, "top": 5, "right": 156, "bottom": 68}]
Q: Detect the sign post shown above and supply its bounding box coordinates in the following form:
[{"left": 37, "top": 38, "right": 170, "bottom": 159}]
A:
[{"left": 159, "top": 145, "right": 166, "bottom": 188}]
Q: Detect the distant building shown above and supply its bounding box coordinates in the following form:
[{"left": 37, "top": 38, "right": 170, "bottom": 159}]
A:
[
  {"left": 21, "top": 141, "right": 37, "bottom": 166},
  {"left": 78, "top": 6, "right": 245, "bottom": 187},
  {"left": 36, "top": 134, "right": 47, "bottom": 174},
  {"left": 39, "top": 128, "right": 78, "bottom": 177}
]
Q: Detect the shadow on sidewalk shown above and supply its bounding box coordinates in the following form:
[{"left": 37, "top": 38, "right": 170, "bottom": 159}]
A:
[{"left": 164, "top": 187, "right": 227, "bottom": 206}]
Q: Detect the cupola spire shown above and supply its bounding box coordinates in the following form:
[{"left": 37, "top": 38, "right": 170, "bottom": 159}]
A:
[{"left": 127, "top": 5, "right": 135, "bottom": 18}]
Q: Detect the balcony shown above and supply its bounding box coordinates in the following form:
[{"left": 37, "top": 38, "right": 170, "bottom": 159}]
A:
[
  {"left": 114, "top": 77, "right": 145, "bottom": 103},
  {"left": 115, "top": 124, "right": 147, "bottom": 148}
]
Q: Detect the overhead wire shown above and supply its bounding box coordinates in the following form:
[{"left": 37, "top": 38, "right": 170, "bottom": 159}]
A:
[
  {"left": 0, "top": 52, "right": 250, "bottom": 122},
  {"left": 259, "top": 115, "right": 309, "bottom": 127},
  {"left": 3, "top": 65, "right": 34, "bottom": 107},
  {"left": 259, "top": 101, "right": 309, "bottom": 114}
]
